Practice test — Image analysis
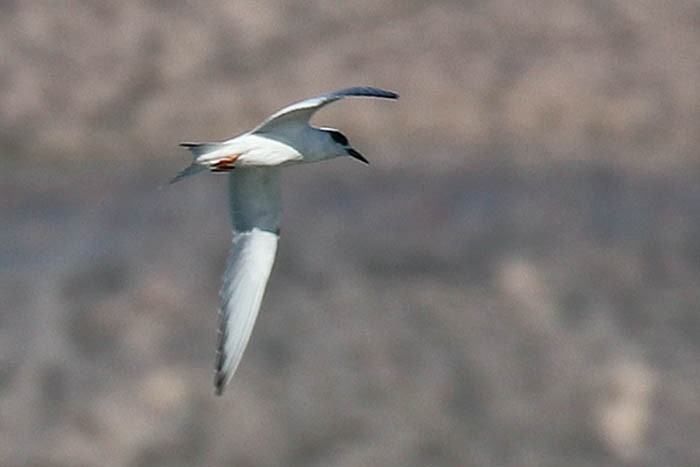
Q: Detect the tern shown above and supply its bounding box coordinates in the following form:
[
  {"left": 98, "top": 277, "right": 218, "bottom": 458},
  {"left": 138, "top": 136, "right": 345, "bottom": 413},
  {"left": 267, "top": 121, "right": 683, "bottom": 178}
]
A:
[{"left": 171, "top": 87, "right": 399, "bottom": 394}]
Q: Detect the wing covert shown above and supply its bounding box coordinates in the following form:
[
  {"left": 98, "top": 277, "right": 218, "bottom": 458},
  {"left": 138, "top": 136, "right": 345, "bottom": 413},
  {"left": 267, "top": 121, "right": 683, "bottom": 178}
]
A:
[{"left": 252, "top": 86, "right": 398, "bottom": 134}]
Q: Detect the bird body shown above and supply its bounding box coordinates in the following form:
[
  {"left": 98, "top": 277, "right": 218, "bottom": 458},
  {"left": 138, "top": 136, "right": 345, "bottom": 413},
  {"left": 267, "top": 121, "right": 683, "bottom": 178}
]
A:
[{"left": 172, "top": 87, "right": 398, "bottom": 394}]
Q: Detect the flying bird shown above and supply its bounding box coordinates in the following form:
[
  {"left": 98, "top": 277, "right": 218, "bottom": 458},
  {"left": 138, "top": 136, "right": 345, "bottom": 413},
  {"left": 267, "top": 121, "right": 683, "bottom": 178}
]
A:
[{"left": 171, "top": 87, "right": 399, "bottom": 394}]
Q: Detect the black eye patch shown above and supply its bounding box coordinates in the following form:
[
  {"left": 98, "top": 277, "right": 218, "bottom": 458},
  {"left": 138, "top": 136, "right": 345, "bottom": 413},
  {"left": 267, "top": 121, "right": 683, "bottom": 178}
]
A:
[{"left": 328, "top": 130, "right": 349, "bottom": 146}]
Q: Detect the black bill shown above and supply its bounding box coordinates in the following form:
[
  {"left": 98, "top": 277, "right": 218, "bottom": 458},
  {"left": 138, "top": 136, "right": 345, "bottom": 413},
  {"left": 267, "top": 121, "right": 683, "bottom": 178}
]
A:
[{"left": 347, "top": 148, "right": 369, "bottom": 164}]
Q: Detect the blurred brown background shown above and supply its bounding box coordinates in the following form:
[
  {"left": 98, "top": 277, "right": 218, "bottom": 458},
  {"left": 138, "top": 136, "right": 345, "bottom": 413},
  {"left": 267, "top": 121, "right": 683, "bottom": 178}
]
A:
[{"left": 2, "top": 1, "right": 700, "bottom": 466}]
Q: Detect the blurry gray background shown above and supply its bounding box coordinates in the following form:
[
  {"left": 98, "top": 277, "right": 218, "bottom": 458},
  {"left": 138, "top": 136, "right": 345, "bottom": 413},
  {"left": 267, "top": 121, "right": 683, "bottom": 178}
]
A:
[{"left": 2, "top": 1, "right": 700, "bottom": 466}]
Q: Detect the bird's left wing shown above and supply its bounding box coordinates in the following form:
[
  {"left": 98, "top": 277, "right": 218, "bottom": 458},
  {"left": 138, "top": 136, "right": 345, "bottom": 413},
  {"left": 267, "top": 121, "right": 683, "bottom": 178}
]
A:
[
  {"left": 215, "top": 168, "right": 281, "bottom": 394},
  {"left": 252, "top": 86, "right": 398, "bottom": 134}
]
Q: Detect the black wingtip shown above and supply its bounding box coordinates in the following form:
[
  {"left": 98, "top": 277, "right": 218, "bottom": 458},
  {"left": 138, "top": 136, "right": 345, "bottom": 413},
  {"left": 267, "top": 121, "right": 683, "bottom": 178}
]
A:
[
  {"left": 332, "top": 86, "right": 399, "bottom": 101},
  {"left": 361, "top": 86, "right": 399, "bottom": 100},
  {"left": 214, "top": 372, "right": 226, "bottom": 396},
  {"left": 214, "top": 344, "right": 227, "bottom": 395}
]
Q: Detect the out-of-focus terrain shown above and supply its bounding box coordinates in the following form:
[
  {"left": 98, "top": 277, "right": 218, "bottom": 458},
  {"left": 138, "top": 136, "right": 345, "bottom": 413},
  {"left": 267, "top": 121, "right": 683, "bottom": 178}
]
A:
[{"left": 2, "top": 2, "right": 700, "bottom": 466}]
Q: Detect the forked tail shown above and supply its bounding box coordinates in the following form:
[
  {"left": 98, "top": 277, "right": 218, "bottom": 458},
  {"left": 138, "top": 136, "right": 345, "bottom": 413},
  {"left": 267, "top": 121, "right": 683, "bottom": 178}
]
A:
[{"left": 168, "top": 142, "right": 223, "bottom": 184}]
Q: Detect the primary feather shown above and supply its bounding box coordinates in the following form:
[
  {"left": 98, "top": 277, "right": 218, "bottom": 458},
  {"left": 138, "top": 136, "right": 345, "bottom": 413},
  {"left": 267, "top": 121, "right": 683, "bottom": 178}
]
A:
[
  {"left": 214, "top": 168, "right": 281, "bottom": 394},
  {"left": 253, "top": 86, "right": 399, "bottom": 134}
]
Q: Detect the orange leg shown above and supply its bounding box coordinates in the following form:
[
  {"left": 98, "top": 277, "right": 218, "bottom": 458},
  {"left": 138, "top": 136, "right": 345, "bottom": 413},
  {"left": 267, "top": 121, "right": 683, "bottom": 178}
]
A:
[{"left": 210, "top": 154, "right": 239, "bottom": 172}]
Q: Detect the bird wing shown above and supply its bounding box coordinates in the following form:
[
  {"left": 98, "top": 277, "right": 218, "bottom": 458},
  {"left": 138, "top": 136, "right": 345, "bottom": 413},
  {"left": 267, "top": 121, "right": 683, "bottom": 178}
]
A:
[
  {"left": 215, "top": 168, "right": 281, "bottom": 394},
  {"left": 252, "top": 86, "right": 399, "bottom": 134}
]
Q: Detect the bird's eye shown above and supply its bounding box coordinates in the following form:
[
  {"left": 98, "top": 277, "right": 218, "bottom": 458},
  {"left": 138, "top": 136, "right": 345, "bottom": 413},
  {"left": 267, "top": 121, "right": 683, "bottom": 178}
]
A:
[{"left": 329, "top": 131, "right": 348, "bottom": 146}]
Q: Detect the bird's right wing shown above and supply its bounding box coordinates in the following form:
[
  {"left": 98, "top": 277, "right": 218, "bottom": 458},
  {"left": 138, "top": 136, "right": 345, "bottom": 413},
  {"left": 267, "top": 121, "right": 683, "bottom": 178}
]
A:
[
  {"left": 215, "top": 168, "right": 281, "bottom": 395},
  {"left": 252, "top": 86, "right": 398, "bottom": 134}
]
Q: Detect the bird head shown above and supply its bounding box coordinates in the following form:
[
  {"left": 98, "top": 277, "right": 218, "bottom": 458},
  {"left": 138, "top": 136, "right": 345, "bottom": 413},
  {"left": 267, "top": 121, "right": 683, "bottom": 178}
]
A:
[{"left": 321, "top": 128, "right": 369, "bottom": 164}]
